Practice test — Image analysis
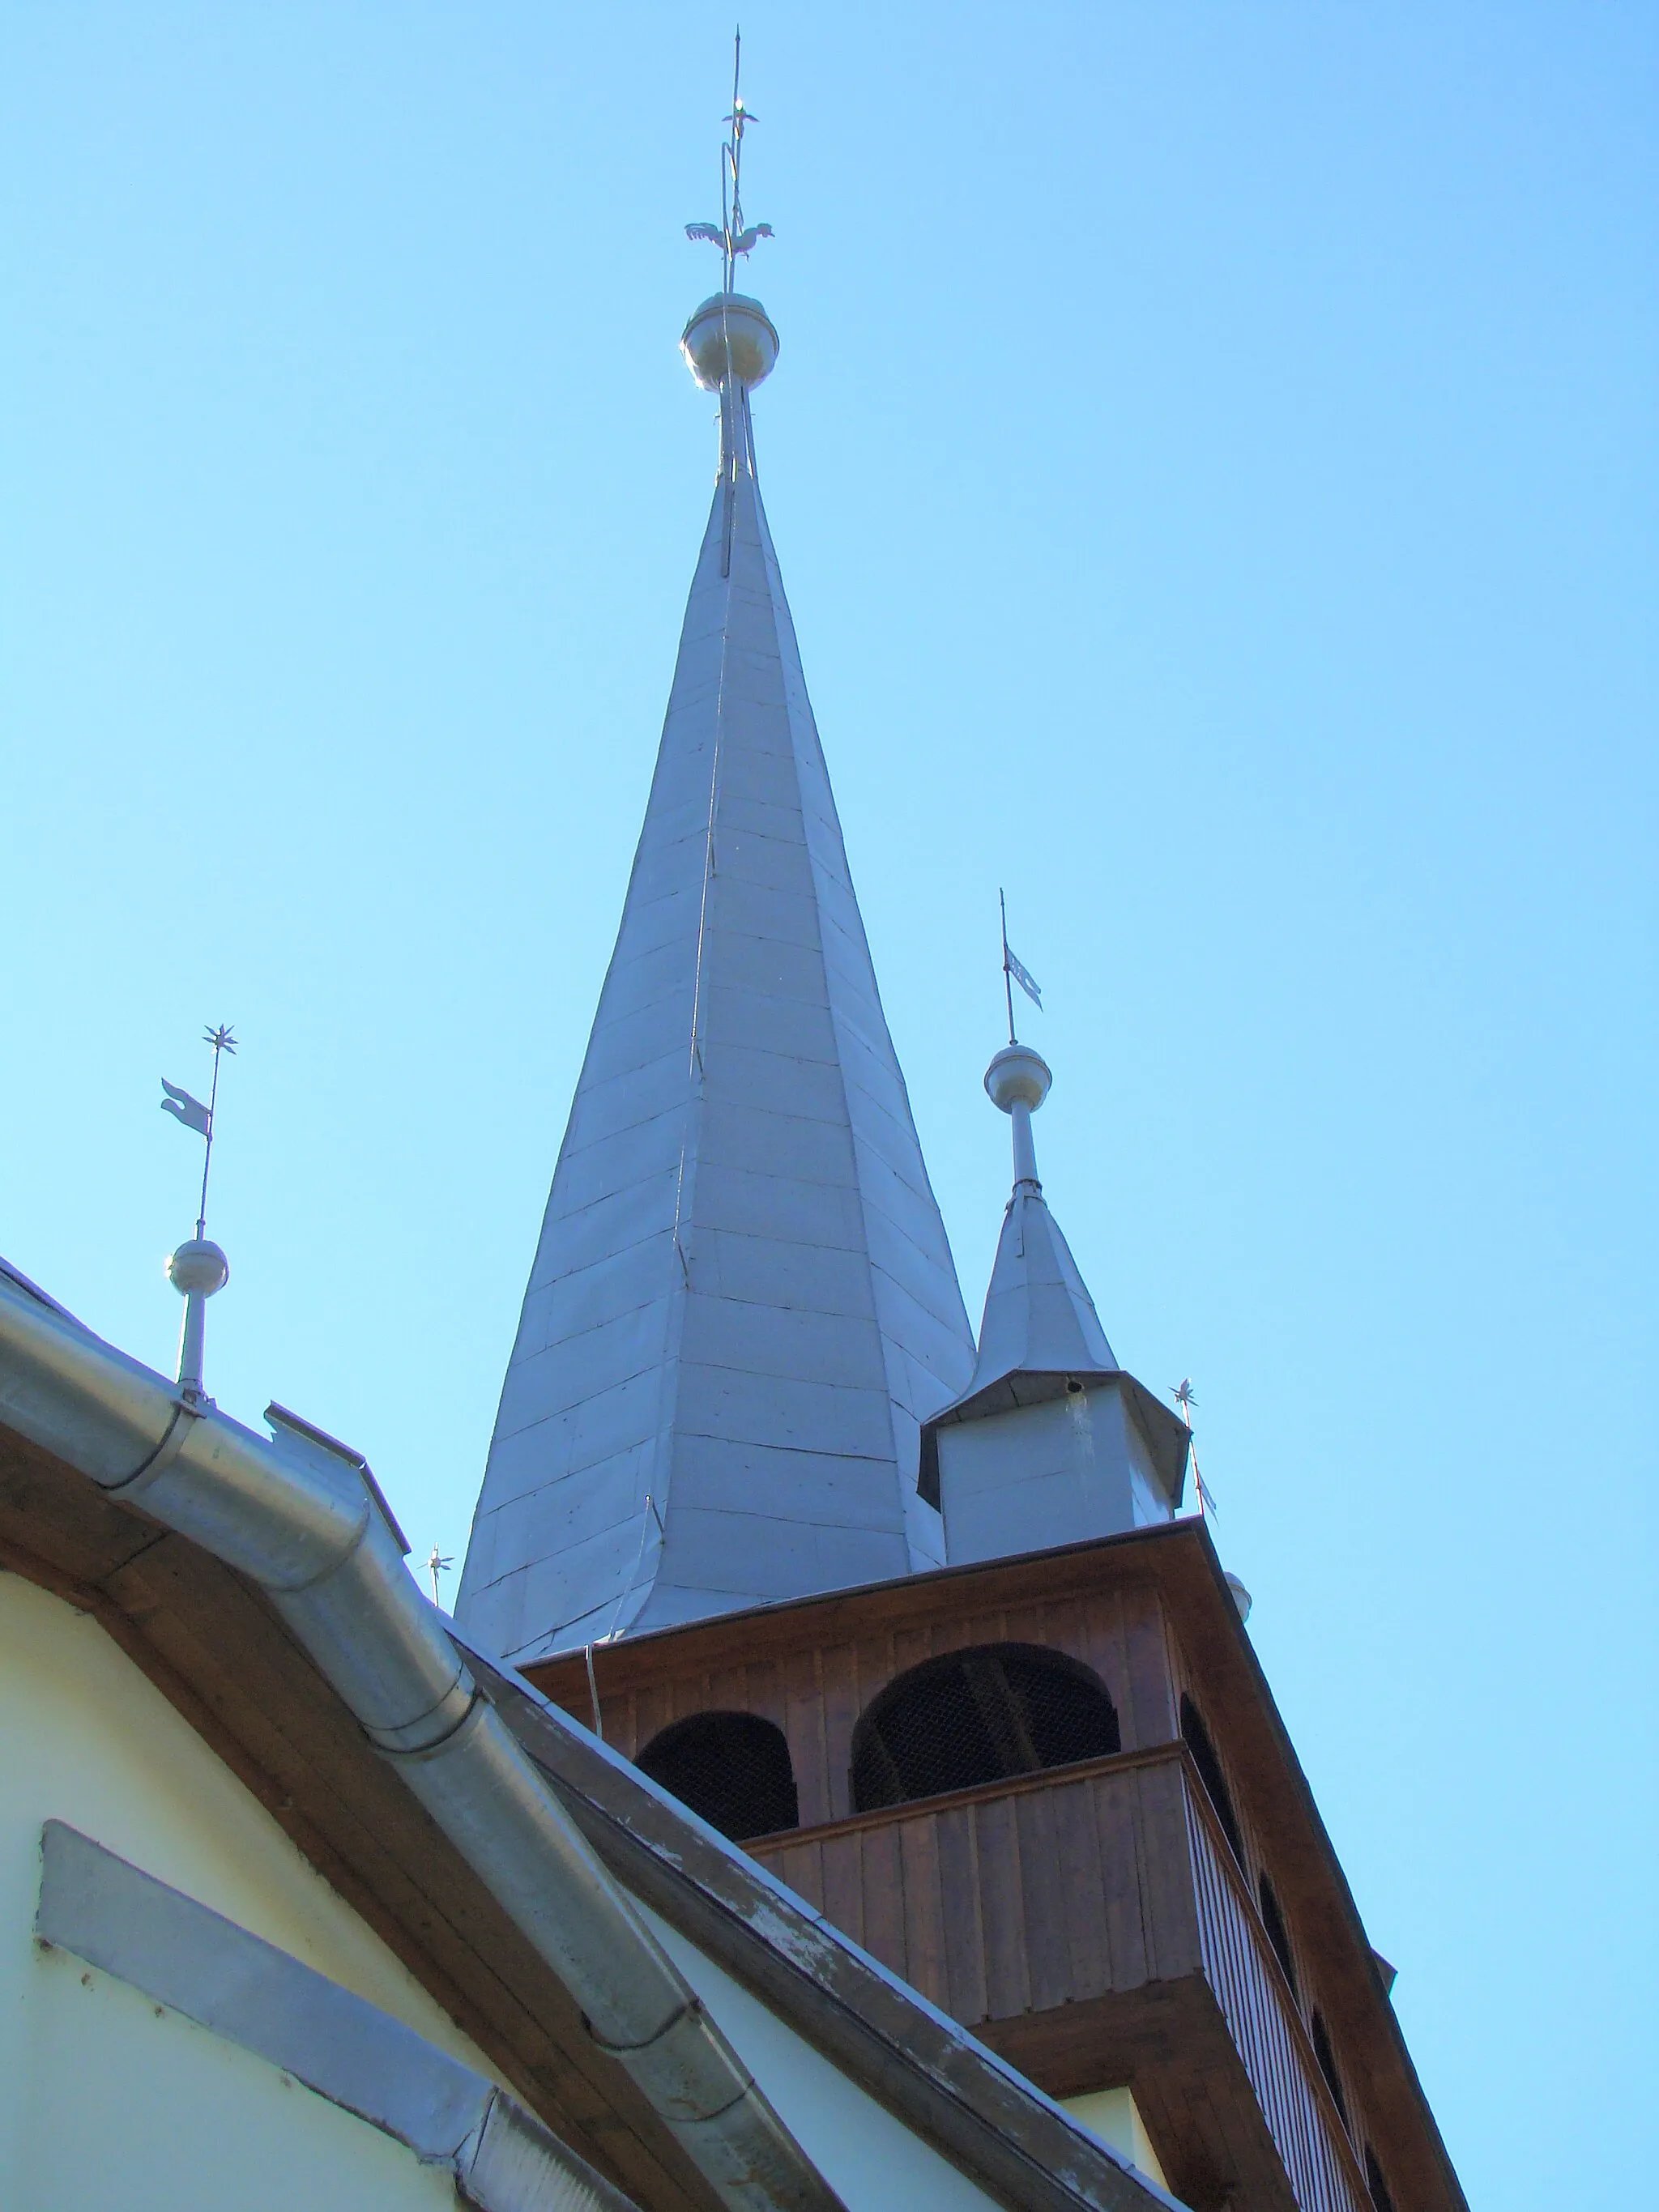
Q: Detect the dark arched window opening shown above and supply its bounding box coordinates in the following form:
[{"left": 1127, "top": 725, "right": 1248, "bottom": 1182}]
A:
[
  {"left": 851, "top": 1643, "right": 1120, "bottom": 1813},
  {"left": 1258, "top": 1873, "right": 1298, "bottom": 1998},
  {"left": 1311, "top": 2010, "right": 1350, "bottom": 2129},
  {"left": 1180, "top": 1694, "right": 1245, "bottom": 1866},
  {"left": 1364, "top": 2146, "right": 1397, "bottom": 2212},
  {"left": 637, "top": 1711, "right": 799, "bottom": 1842}
]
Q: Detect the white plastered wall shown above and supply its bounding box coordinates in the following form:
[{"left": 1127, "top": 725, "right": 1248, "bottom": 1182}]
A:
[
  {"left": 1060, "top": 2088, "right": 1169, "bottom": 2190},
  {"left": 0, "top": 1570, "right": 503, "bottom": 2210},
  {"left": 21, "top": 1946, "right": 459, "bottom": 2212},
  {"left": 636, "top": 1897, "right": 1009, "bottom": 2212}
]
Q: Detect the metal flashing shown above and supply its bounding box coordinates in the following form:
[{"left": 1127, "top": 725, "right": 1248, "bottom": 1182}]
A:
[
  {"left": 34, "top": 1820, "right": 636, "bottom": 2212},
  {"left": 266, "top": 1399, "right": 412, "bottom": 1557}
]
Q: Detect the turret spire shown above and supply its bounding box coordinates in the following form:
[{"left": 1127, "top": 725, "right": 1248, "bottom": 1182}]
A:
[
  {"left": 974, "top": 1043, "right": 1118, "bottom": 1381},
  {"left": 919, "top": 1043, "right": 1190, "bottom": 1562}
]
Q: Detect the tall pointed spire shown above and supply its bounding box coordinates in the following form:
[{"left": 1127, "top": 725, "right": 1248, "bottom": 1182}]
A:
[{"left": 456, "top": 96, "right": 975, "bottom": 1664}]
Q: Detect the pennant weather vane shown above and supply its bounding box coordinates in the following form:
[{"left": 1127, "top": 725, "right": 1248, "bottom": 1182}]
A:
[
  {"left": 999, "top": 889, "right": 1043, "bottom": 1046},
  {"left": 161, "top": 1022, "right": 237, "bottom": 1238},
  {"left": 159, "top": 1023, "right": 237, "bottom": 1400}
]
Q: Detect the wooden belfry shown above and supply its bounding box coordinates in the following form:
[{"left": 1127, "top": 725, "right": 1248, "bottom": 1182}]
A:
[{"left": 531, "top": 1519, "right": 1464, "bottom": 2212}]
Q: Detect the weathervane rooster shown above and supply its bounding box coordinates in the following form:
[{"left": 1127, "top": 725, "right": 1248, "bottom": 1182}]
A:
[{"left": 685, "top": 30, "right": 773, "bottom": 292}]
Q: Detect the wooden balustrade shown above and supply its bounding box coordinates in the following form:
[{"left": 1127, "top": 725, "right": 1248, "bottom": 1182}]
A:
[
  {"left": 751, "top": 1744, "right": 1375, "bottom": 2212},
  {"left": 750, "top": 1742, "right": 1201, "bottom": 2021}
]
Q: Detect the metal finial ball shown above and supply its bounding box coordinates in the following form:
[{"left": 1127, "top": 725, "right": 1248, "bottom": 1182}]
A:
[
  {"left": 681, "top": 294, "right": 779, "bottom": 391},
  {"left": 984, "top": 1044, "right": 1052, "bottom": 1115},
  {"left": 167, "top": 1239, "right": 228, "bottom": 1299}
]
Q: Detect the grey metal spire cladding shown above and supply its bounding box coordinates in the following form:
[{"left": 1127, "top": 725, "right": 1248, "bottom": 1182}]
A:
[
  {"left": 920, "top": 1046, "right": 1189, "bottom": 1566},
  {"left": 456, "top": 369, "right": 975, "bottom": 1664}
]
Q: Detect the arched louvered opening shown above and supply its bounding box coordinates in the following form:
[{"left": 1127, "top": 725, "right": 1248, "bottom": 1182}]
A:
[
  {"left": 1364, "top": 2145, "right": 1397, "bottom": 2212},
  {"left": 636, "top": 1711, "right": 799, "bottom": 1842},
  {"left": 851, "top": 1643, "right": 1120, "bottom": 1813},
  {"left": 1180, "top": 1692, "right": 1245, "bottom": 1866},
  {"left": 1311, "top": 2009, "right": 1350, "bottom": 2129},
  {"left": 1258, "top": 1871, "right": 1299, "bottom": 1998}
]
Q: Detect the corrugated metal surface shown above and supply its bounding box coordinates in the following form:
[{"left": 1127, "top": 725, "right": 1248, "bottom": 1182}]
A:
[{"left": 458, "top": 423, "right": 975, "bottom": 1663}]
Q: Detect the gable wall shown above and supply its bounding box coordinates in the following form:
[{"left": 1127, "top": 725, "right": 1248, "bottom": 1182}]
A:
[{"left": 0, "top": 1570, "right": 501, "bottom": 2210}]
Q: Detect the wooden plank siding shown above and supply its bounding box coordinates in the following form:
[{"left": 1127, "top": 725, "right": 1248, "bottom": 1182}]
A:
[
  {"left": 748, "top": 1748, "right": 1202, "bottom": 2024},
  {"left": 565, "top": 1576, "right": 1178, "bottom": 1824}
]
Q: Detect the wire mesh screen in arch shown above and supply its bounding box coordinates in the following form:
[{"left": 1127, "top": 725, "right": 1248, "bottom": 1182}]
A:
[
  {"left": 635, "top": 1711, "right": 800, "bottom": 1842},
  {"left": 851, "top": 1643, "right": 1120, "bottom": 1813}
]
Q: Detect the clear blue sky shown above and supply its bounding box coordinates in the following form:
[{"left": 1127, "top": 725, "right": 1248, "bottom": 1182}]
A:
[{"left": 3, "top": 6, "right": 1653, "bottom": 2203}]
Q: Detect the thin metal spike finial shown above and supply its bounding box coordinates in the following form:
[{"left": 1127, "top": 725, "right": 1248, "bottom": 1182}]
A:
[
  {"left": 196, "top": 1023, "right": 237, "bottom": 1238},
  {"left": 1000, "top": 889, "right": 1017, "bottom": 1045},
  {"left": 724, "top": 27, "right": 748, "bottom": 296}
]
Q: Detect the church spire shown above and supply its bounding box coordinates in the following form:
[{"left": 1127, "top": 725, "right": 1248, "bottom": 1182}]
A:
[{"left": 455, "top": 91, "right": 975, "bottom": 1664}]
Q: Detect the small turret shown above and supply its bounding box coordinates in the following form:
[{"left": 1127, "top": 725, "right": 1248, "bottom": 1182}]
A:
[{"left": 920, "top": 1047, "right": 1190, "bottom": 1565}]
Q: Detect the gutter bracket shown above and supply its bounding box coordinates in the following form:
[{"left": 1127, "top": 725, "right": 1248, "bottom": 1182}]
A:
[{"left": 103, "top": 1396, "right": 207, "bottom": 1499}]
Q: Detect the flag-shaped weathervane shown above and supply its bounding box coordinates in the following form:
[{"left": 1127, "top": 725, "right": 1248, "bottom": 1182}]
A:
[
  {"left": 998, "top": 889, "right": 1043, "bottom": 1045},
  {"left": 160, "top": 1077, "right": 211, "bottom": 1136},
  {"left": 161, "top": 1024, "right": 237, "bottom": 1239}
]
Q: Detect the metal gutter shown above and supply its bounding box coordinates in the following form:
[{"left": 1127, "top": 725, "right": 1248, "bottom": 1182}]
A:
[{"left": 0, "top": 1276, "right": 842, "bottom": 2212}]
